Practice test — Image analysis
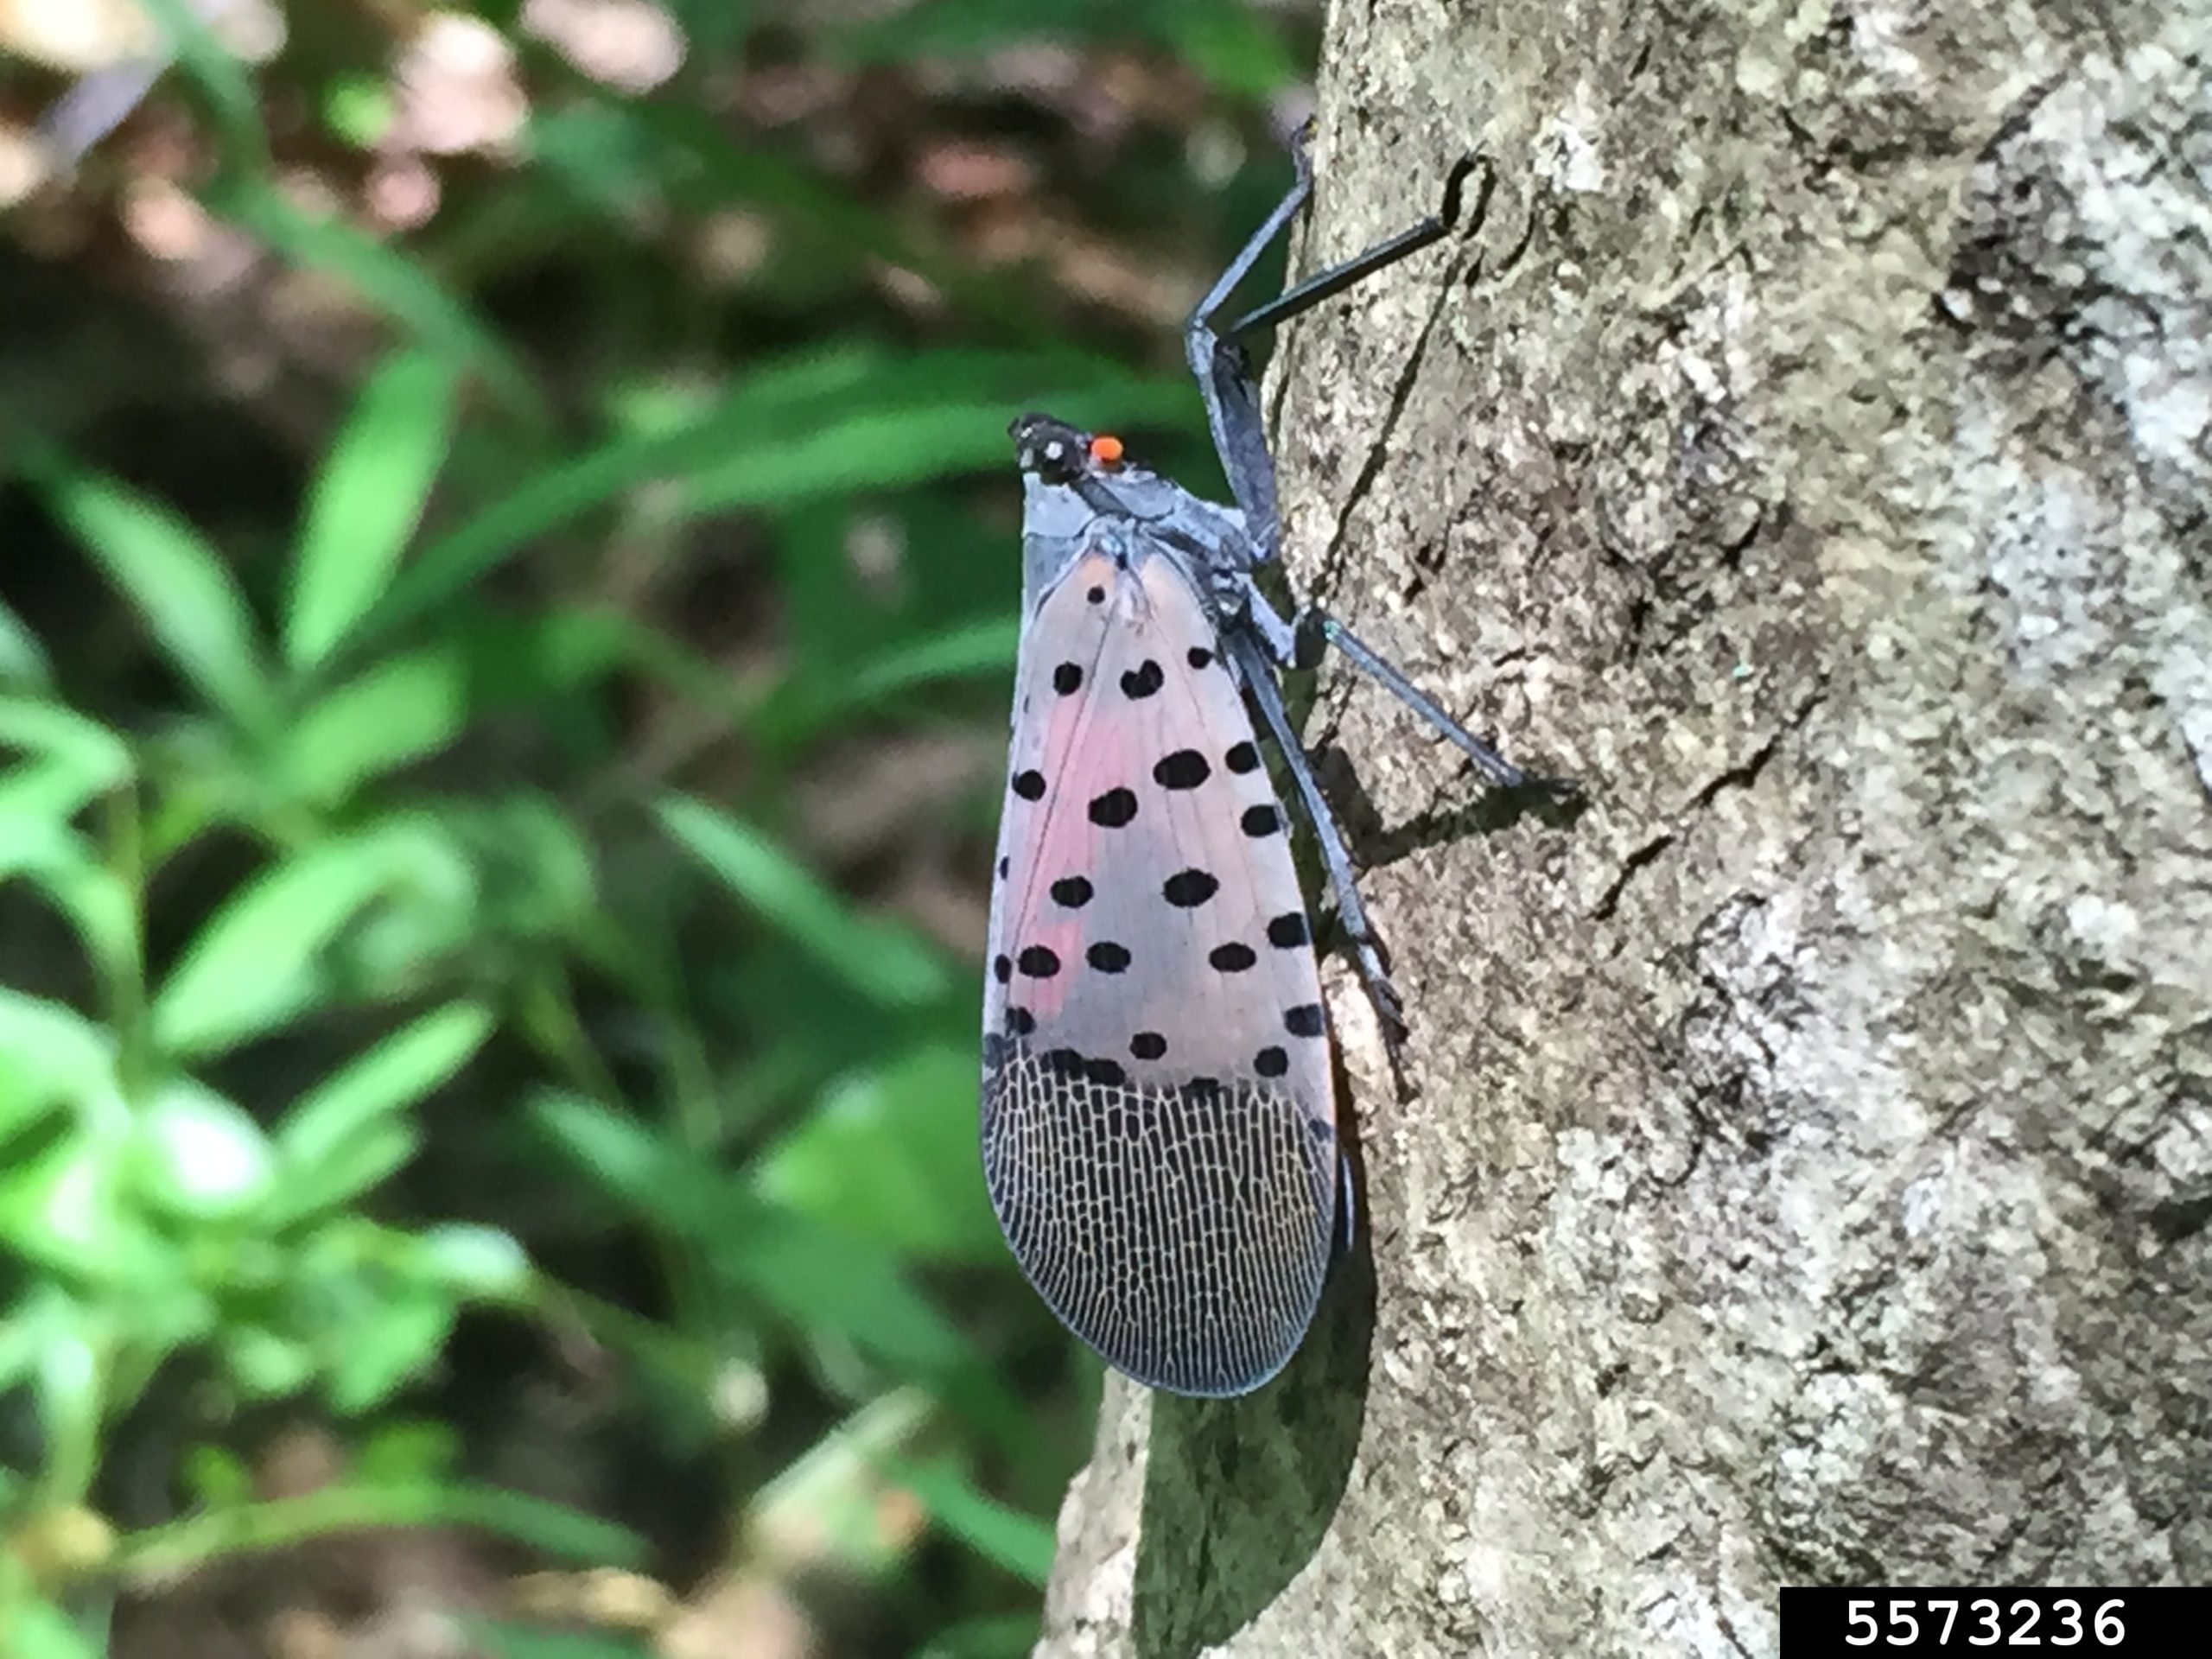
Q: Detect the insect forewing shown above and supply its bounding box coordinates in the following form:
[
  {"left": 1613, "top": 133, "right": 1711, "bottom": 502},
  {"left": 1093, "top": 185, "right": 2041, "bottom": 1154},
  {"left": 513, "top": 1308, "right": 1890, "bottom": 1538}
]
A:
[{"left": 981, "top": 513, "right": 1338, "bottom": 1396}]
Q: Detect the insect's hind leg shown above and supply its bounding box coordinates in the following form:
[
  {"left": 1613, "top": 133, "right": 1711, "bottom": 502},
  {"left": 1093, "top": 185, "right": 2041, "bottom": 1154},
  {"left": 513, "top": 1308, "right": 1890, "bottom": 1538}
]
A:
[
  {"left": 1188, "top": 139, "right": 1492, "bottom": 563},
  {"left": 1294, "top": 607, "right": 1578, "bottom": 798}
]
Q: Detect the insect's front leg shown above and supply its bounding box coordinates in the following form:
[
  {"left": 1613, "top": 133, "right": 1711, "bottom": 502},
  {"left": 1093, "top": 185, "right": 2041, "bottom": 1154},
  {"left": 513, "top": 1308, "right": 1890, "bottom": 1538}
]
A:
[{"left": 1288, "top": 603, "right": 1577, "bottom": 797}]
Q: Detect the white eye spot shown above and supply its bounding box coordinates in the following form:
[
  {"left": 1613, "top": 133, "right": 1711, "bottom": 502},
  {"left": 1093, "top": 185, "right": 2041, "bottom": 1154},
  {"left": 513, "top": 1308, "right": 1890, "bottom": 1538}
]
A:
[{"left": 1043, "top": 440, "right": 1065, "bottom": 461}]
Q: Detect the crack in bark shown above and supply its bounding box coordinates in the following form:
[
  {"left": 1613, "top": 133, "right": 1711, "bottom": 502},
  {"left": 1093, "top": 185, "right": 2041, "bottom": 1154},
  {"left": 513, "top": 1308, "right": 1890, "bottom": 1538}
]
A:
[{"left": 1591, "top": 691, "right": 1827, "bottom": 919}]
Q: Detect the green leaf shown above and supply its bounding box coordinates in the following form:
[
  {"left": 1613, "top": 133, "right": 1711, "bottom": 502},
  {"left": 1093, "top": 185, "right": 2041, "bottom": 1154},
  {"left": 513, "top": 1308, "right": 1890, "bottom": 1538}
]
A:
[
  {"left": 821, "top": 0, "right": 1296, "bottom": 99},
  {"left": 27, "top": 451, "right": 273, "bottom": 730},
  {"left": 137, "top": 0, "right": 268, "bottom": 163},
  {"left": 134, "top": 1077, "right": 276, "bottom": 1218},
  {"left": 657, "top": 794, "right": 948, "bottom": 1008},
  {"left": 220, "top": 1324, "right": 316, "bottom": 1398},
  {"left": 529, "top": 1089, "right": 728, "bottom": 1236},
  {"left": 270, "top": 1003, "right": 491, "bottom": 1223},
  {"left": 3, "top": 1597, "right": 105, "bottom": 1659},
  {"left": 465, "top": 1624, "right": 658, "bottom": 1659},
  {"left": 327, "top": 1281, "right": 456, "bottom": 1413},
  {"left": 286, "top": 352, "right": 461, "bottom": 670},
  {"left": 754, "top": 1046, "right": 1000, "bottom": 1262},
  {"left": 912, "top": 1614, "right": 1045, "bottom": 1659},
  {"left": 115, "top": 1481, "right": 646, "bottom": 1581},
  {"left": 360, "top": 348, "right": 1189, "bottom": 646},
  {"left": 0, "top": 989, "right": 110, "bottom": 1141},
  {"left": 414, "top": 1223, "right": 530, "bottom": 1299},
  {"left": 0, "top": 1125, "right": 130, "bottom": 1276},
  {"left": 889, "top": 1460, "right": 1056, "bottom": 1586},
  {"left": 731, "top": 1216, "right": 976, "bottom": 1380},
  {"left": 211, "top": 176, "right": 541, "bottom": 420},
  {"left": 150, "top": 828, "right": 424, "bottom": 1058},
  {"left": 0, "top": 821, "right": 141, "bottom": 985},
  {"left": 0, "top": 597, "right": 52, "bottom": 687},
  {"left": 276, "top": 647, "right": 467, "bottom": 808}
]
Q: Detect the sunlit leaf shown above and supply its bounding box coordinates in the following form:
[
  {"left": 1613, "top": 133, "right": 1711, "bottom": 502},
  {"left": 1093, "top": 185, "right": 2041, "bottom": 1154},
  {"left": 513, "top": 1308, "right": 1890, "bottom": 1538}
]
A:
[
  {"left": 0, "top": 699, "right": 132, "bottom": 770},
  {"left": 135, "top": 1077, "right": 276, "bottom": 1217},
  {"left": 286, "top": 351, "right": 461, "bottom": 671},
  {"left": 0, "top": 988, "right": 109, "bottom": 1141},
  {"left": 415, "top": 1224, "right": 530, "bottom": 1299},
  {"left": 27, "top": 450, "right": 273, "bottom": 731},
  {"left": 151, "top": 827, "right": 431, "bottom": 1058},
  {"left": 0, "top": 1127, "right": 127, "bottom": 1273},
  {"left": 3, "top": 1594, "right": 105, "bottom": 1659},
  {"left": 277, "top": 647, "right": 467, "bottom": 808},
  {"left": 657, "top": 794, "right": 948, "bottom": 1008},
  {"left": 327, "top": 1281, "right": 456, "bottom": 1413}
]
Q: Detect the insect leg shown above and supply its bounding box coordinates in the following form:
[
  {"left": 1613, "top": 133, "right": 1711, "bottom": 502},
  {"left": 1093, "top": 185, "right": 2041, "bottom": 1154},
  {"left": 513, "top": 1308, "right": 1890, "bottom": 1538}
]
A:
[
  {"left": 1237, "top": 575, "right": 1573, "bottom": 797},
  {"left": 1225, "top": 151, "right": 1493, "bottom": 340},
  {"left": 1189, "top": 143, "right": 1490, "bottom": 563},
  {"left": 1228, "top": 632, "right": 1408, "bottom": 1056},
  {"left": 1333, "top": 1147, "right": 1360, "bottom": 1262},
  {"left": 1298, "top": 609, "right": 1577, "bottom": 797},
  {"left": 1185, "top": 152, "right": 1314, "bottom": 559}
]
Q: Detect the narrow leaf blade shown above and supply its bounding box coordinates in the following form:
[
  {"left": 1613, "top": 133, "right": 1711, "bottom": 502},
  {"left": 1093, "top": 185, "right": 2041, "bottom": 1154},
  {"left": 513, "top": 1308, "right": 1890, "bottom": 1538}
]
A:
[{"left": 286, "top": 351, "right": 460, "bottom": 670}]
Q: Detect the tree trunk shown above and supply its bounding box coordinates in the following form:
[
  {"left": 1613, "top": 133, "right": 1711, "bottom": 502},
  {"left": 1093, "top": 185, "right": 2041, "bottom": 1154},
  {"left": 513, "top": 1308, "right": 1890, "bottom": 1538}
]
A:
[{"left": 1033, "top": 2, "right": 2212, "bottom": 1654}]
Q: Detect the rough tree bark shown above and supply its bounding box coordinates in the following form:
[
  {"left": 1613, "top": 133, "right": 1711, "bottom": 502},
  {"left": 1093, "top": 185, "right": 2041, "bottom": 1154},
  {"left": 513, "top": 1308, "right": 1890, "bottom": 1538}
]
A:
[{"left": 1033, "top": 2, "right": 2212, "bottom": 1655}]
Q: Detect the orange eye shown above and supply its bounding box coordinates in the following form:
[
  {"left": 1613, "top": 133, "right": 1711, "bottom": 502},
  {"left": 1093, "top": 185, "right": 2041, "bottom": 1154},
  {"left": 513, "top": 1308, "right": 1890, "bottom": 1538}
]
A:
[{"left": 1089, "top": 434, "right": 1125, "bottom": 467}]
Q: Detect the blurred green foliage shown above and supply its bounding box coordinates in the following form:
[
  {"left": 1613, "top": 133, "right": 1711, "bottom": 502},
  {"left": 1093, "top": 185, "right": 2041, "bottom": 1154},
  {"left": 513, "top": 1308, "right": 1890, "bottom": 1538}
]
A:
[{"left": 0, "top": 2, "right": 1316, "bottom": 1654}]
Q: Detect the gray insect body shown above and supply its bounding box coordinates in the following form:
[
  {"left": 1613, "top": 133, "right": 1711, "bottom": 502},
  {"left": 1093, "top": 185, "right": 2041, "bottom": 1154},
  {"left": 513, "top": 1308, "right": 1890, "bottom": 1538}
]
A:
[
  {"left": 982, "top": 146, "right": 1567, "bottom": 1396},
  {"left": 984, "top": 427, "right": 1338, "bottom": 1396}
]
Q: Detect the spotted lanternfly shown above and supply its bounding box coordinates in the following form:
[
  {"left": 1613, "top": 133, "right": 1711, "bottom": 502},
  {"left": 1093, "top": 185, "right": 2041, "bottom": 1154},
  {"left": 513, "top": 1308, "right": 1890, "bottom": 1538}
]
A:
[{"left": 982, "top": 141, "right": 1571, "bottom": 1396}]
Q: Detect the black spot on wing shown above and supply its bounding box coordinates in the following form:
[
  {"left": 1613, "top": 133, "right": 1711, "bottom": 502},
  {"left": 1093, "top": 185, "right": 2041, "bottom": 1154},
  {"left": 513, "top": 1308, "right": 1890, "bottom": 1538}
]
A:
[
  {"left": 1241, "top": 803, "right": 1281, "bottom": 837},
  {"left": 1267, "top": 912, "right": 1309, "bottom": 949},
  {"left": 1089, "top": 787, "right": 1138, "bottom": 828},
  {"left": 1130, "top": 1031, "right": 1166, "bottom": 1060},
  {"left": 1051, "top": 875, "right": 1094, "bottom": 908},
  {"left": 1284, "top": 1003, "right": 1326, "bottom": 1039},
  {"left": 1209, "top": 942, "right": 1256, "bottom": 973},
  {"left": 1153, "top": 749, "right": 1211, "bottom": 790},
  {"left": 1087, "top": 940, "right": 1132, "bottom": 974},
  {"left": 1053, "top": 662, "right": 1084, "bottom": 694},
  {"left": 1013, "top": 769, "right": 1046, "bottom": 801},
  {"left": 1225, "top": 741, "right": 1261, "bottom": 774},
  {"left": 1162, "top": 868, "right": 1219, "bottom": 908},
  {"left": 1121, "top": 659, "right": 1165, "bottom": 699},
  {"left": 1017, "top": 944, "right": 1062, "bottom": 979}
]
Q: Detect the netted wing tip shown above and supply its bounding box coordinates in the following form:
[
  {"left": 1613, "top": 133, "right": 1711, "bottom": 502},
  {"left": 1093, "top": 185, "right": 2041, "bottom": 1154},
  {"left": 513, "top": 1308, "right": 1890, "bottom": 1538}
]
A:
[{"left": 982, "top": 1047, "right": 1337, "bottom": 1396}]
